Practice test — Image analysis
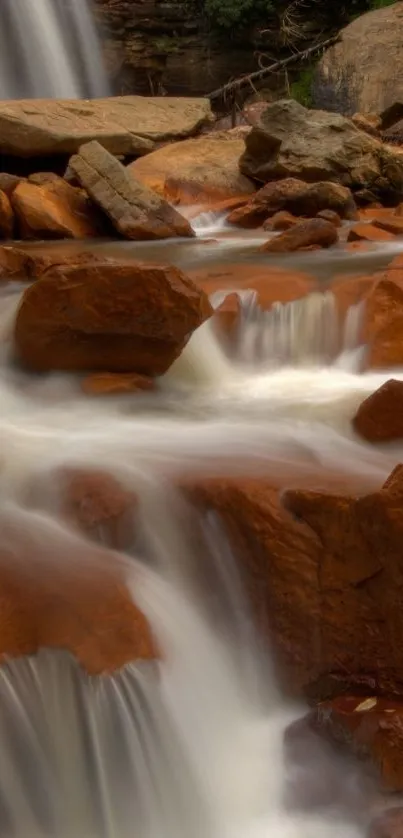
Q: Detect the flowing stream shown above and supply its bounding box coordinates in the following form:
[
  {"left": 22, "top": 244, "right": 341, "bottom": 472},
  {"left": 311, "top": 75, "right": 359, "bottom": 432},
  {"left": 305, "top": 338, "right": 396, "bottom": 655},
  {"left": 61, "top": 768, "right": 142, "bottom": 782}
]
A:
[{"left": 1, "top": 226, "right": 403, "bottom": 836}]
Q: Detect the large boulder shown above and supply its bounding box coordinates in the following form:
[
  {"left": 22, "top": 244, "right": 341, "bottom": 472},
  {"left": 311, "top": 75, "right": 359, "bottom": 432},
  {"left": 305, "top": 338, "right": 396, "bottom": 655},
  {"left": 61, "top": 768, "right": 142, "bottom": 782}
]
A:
[
  {"left": 128, "top": 128, "right": 255, "bottom": 205},
  {"left": 14, "top": 261, "right": 212, "bottom": 375},
  {"left": 228, "top": 178, "right": 356, "bottom": 228},
  {"left": 240, "top": 99, "right": 403, "bottom": 204},
  {"left": 186, "top": 464, "right": 403, "bottom": 704},
  {"left": 353, "top": 379, "right": 403, "bottom": 442},
  {"left": 0, "top": 96, "right": 212, "bottom": 157},
  {"left": 313, "top": 4, "right": 403, "bottom": 116},
  {"left": 10, "top": 178, "right": 103, "bottom": 239},
  {"left": 68, "top": 140, "right": 194, "bottom": 240}
]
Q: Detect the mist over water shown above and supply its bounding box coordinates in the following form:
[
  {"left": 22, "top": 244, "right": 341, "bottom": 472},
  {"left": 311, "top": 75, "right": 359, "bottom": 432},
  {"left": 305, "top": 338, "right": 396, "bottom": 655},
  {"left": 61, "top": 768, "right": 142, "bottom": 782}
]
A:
[{"left": 0, "top": 268, "right": 402, "bottom": 836}]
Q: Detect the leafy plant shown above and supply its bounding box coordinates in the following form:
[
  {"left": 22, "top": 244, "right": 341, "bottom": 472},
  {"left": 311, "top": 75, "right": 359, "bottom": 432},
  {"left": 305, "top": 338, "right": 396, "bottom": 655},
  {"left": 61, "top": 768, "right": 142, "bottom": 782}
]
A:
[
  {"left": 202, "top": 0, "right": 275, "bottom": 29},
  {"left": 290, "top": 66, "right": 314, "bottom": 107}
]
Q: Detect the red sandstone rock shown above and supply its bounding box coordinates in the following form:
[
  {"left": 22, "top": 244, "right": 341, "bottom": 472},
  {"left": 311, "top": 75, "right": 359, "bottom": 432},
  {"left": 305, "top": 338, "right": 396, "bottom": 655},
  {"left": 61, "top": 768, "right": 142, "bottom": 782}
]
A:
[
  {"left": 0, "top": 173, "right": 22, "bottom": 197},
  {"left": 348, "top": 223, "right": 395, "bottom": 243},
  {"left": 228, "top": 179, "right": 356, "bottom": 228},
  {"left": 316, "top": 209, "right": 342, "bottom": 227},
  {"left": 314, "top": 695, "right": 403, "bottom": 791},
  {"left": 81, "top": 372, "right": 155, "bottom": 396},
  {"left": 191, "top": 263, "right": 316, "bottom": 310},
  {"left": 353, "top": 379, "right": 403, "bottom": 442},
  {"left": 185, "top": 465, "right": 403, "bottom": 700},
  {"left": 261, "top": 218, "right": 338, "bottom": 253},
  {"left": 14, "top": 261, "right": 213, "bottom": 375},
  {"left": 263, "top": 211, "right": 298, "bottom": 231},
  {"left": 0, "top": 190, "right": 14, "bottom": 238},
  {"left": 11, "top": 178, "right": 103, "bottom": 239},
  {"left": 370, "top": 808, "right": 403, "bottom": 838},
  {"left": 363, "top": 278, "right": 403, "bottom": 368},
  {"left": 0, "top": 245, "right": 114, "bottom": 281},
  {"left": 374, "top": 218, "right": 403, "bottom": 237},
  {"left": 0, "top": 514, "right": 155, "bottom": 674}
]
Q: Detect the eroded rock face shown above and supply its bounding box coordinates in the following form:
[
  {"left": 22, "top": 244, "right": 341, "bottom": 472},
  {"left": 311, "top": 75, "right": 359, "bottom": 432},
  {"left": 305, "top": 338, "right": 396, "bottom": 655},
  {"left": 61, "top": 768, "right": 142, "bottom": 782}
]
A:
[
  {"left": 185, "top": 466, "right": 403, "bottom": 701},
  {"left": 240, "top": 99, "right": 403, "bottom": 205},
  {"left": 313, "top": 4, "right": 403, "bottom": 116},
  {"left": 228, "top": 178, "right": 356, "bottom": 228},
  {"left": 261, "top": 218, "right": 338, "bottom": 253},
  {"left": 314, "top": 695, "right": 403, "bottom": 791},
  {"left": 128, "top": 129, "right": 255, "bottom": 205},
  {"left": 10, "top": 178, "right": 102, "bottom": 239},
  {"left": 14, "top": 261, "right": 213, "bottom": 375},
  {"left": 353, "top": 380, "right": 403, "bottom": 442},
  {"left": 0, "top": 96, "right": 212, "bottom": 157},
  {"left": 68, "top": 141, "right": 194, "bottom": 240}
]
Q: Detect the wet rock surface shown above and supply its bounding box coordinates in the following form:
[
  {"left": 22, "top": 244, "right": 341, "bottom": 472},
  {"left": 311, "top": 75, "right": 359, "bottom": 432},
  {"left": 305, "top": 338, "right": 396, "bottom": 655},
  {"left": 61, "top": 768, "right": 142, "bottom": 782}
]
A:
[{"left": 14, "top": 261, "right": 213, "bottom": 374}]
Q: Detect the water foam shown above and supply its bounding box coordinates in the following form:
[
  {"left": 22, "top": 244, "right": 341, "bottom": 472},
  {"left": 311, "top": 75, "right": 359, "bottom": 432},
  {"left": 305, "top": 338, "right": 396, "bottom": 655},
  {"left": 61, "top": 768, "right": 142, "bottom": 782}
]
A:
[{"left": 0, "top": 281, "right": 400, "bottom": 836}]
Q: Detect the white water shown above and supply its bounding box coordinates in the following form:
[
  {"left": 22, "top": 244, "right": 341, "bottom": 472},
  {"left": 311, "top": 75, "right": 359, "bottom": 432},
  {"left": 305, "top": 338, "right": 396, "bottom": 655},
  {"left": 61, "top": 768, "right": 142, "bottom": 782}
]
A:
[
  {"left": 0, "top": 279, "right": 401, "bottom": 837},
  {"left": 0, "top": 0, "right": 109, "bottom": 99}
]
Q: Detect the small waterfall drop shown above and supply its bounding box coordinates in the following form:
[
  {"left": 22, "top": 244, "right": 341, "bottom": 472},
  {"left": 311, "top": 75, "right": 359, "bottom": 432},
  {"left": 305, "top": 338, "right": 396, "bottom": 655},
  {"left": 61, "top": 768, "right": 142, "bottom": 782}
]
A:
[{"left": 0, "top": 0, "right": 109, "bottom": 99}]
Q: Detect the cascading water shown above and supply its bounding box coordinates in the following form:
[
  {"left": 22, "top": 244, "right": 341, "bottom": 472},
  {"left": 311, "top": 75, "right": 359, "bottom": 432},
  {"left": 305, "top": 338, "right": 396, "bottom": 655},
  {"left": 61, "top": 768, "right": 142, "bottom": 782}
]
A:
[
  {"left": 0, "top": 0, "right": 109, "bottom": 99},
  {"left": 1, "top": 272, "right": 403, "bottom": 837}
]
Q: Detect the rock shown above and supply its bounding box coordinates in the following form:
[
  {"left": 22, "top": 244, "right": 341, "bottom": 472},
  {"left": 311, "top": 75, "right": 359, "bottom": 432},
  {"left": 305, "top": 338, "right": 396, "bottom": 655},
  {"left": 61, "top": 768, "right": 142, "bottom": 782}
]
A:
[
  {"left": 313, "top": 4, "right": 403, "bottom": 116},
  {"left": 364, "top": 275, "right": 403, "bottom": 368},
  {"left": 372, "top": 216, "right": 403, "bottom": 236},
  {"left": 370, "top": 808, "right": 403, "bottom": 838},
  {"left": 59, "top": 469, "right": 137, "bottom": 550},
  {"left": 316, "top": 209, "right": 342, "bottom": 227},
  {"left": 0, "top": 96, "right": 212, "bottom": 157},
  {"left": 0, "top": 191, "right": 14, "bottom": 238},
  {"left": 128, "top": 129, "right": 255, "bottom": 205},
  {"left": 187, "top": 464, "right": 403, "bottom": 700},
  {"left": 14, "top": 261, "right": 212, "bottom": 375},
  {"left": 0, "top": 173, "right": 22, "bottom": 198},
  {"left": 228, "top": 177, "right": 356, "bottom": 228},
  {"left": 263, "top": 211, "right": 298, "bottom": 232},
  {"left": 353, "top": 379, "right": 403, "bottom": 442},
  {"left": 351, "top": 113, "right": 381, "bottom": 138},
  {"left": 68, "top": 141, "right": 194, "bottom": 240},
  {"left": 0, "top": 514, "right": 155, "bottom": 673},
  {"left": 314, "top": 695, "right": 403, "bottom": 791},
  {"left": 240, "top": 99, "right": 403, "bottom": 205},
  {"left": 81, "top": 372, "right": 155, "bottom": 396},
  {"left": 347, "top": 223, "right": 395, "bottom": 243},
  {"left": 191, "top": 263, "right": 315, "bottom": 310},
  {"left": 0, "top": 245, "right": 112, "bottom": 281},
  {"left": 261, "top": 218, "right": 338, "bottom": 253},
  {"left": 10, "top": 178, "right": 103, "bottom": 239}
]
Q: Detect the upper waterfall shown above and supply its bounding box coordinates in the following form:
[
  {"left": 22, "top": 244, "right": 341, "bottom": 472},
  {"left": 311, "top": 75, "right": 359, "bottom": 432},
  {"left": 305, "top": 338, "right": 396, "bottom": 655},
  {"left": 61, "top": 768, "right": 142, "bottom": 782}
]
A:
[{"left": 0, "top": 0, "right": 109, "bottom": 99}]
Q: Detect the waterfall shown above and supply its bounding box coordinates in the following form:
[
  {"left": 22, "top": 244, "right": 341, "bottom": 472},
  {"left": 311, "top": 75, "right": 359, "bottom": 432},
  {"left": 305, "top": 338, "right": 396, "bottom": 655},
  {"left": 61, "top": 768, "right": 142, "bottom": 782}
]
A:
[{"left": 0, "top": 0, "right": 109, "bottom": 100}]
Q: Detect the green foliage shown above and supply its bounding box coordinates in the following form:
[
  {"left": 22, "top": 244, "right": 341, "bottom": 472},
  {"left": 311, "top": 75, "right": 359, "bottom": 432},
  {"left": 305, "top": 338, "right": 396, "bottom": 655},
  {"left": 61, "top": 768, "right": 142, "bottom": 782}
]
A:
[
  {"left": 202, "top": 0, "right": 274, "bottom": 29},
  {"left": 368, "top": 0, "right": 396, "bottom": 8},
  {"left": 289, "top": 66, "right": 314, "bottom": 107}
]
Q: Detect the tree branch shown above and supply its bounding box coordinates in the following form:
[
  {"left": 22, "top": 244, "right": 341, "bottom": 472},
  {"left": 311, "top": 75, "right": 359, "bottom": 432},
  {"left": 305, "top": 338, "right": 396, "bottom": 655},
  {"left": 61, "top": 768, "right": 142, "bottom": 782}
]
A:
[{"left": 207, "top": 34, "right": 339, "bottom": 102}]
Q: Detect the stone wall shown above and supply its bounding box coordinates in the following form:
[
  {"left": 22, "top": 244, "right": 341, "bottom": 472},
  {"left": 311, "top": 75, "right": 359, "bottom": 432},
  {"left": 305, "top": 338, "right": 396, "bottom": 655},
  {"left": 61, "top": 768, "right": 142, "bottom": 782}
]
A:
[{"left": 93, "top": 0, "right": 257, "bottom": 97}]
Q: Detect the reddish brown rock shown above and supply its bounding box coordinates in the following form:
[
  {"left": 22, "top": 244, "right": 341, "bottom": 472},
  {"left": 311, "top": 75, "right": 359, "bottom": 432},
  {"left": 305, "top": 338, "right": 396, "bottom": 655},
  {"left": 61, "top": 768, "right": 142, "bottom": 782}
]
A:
[
  {"left": 353, "top": 379, "right": 403, "bottom": 442},
  {"left": 347, "top": 223, "right": 395, "bottom": 243},
  {"left": 11, "top": 178, "right": 102, "bottom": 240},
  {"left": 68, "top": 140, "right": 194, "bottom": 240},
  {"left": 314, "top": 695, "right": 403, "bottom": 791},
  {"left": 263, "top": 211, "right": 298, "bottom": 231},
  {"left": 185, "top": 465, "right": 403, "bottom": 700},
  {"left": 14, "top": 261, "right": 213, "bottom": 375},
  {"left": 316, "top": 209, "right": 342, "bottom": 227},
  {"left": 213, "top": 293, "right": 241, "bottom": 338},
  {"left": 363, "top": 277, "right": 403, "bottom": 368},
  {"left": 82, "top": 372, "right": 156, "bottom": 396},
  {"left": 0, "top": 190, "right": 14, "bottom": 238},
  {"left": 370, "top": 808, "right": 403, "bottom": 838},
  {"left": 228, "top": 178, "right": 356, "bottom": 229},
  {"left": 0, "top": 245, "right": 113, "bottom": 281},
  {"left": 0, "top": 245, "right": 44, "bottom": 280},
  {"left": 373, "top": 216, "right": 403, "bottom": 236},
  {"left": 60, "top": 470, "right": 137, "bottom": 549},
  {"left": 0, "top": 511, "right": 155, "bottom": 674},
  {"left": 351, "top": 112, "right": 381, "bottom": 137},
  {"left": 191, "top": 263, "right": 316, "bottom": 310},
  {"left": 0, "top": 173, "right": 22, "bottom": 197},
  {"left": 261, "top": 218, "right": 338, "bottom": 253}
]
